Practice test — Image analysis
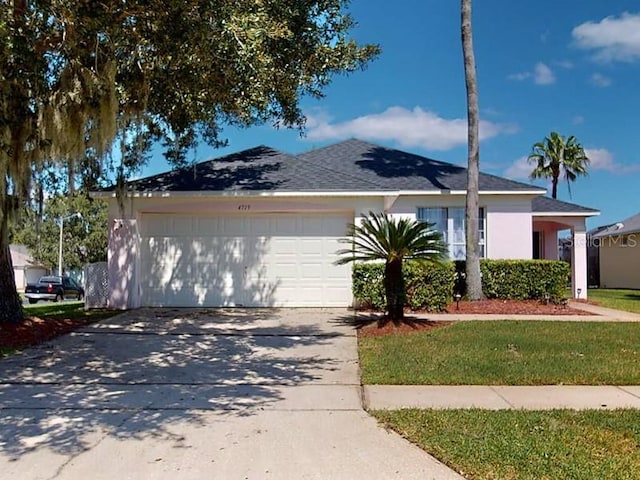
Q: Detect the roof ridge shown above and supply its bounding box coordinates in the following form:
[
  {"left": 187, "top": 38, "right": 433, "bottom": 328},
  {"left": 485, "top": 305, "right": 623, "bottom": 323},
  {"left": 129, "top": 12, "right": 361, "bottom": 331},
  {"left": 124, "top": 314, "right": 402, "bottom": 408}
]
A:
[
  {"left": 296, "top": 140, "right": 395, "bottom": 190},
  {"left": 299, "top": 138, "right": 545, "bottom": 192}
]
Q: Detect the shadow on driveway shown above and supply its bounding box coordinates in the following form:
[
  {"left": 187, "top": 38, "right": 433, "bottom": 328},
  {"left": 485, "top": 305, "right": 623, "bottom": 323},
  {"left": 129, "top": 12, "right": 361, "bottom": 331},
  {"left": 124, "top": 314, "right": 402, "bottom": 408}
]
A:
[{"left": 0, "top": 308, "right": 354, "bottom": 458}]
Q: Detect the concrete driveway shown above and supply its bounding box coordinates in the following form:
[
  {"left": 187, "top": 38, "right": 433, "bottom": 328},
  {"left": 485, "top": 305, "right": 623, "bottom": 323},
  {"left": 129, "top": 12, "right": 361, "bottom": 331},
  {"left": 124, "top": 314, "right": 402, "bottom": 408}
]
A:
[{"left": 0, "top": 308, "right": 459, "bottom": 480}]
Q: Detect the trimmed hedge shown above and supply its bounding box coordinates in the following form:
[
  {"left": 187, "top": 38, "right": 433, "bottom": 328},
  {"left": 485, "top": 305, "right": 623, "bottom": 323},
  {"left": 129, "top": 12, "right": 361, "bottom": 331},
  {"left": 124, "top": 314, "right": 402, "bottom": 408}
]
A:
[
  {"left": 455, "top": 259, "right": 570, "bottom": 301},
  {"left": 352, "top": 261, "right": 455, "bottom": 312}
]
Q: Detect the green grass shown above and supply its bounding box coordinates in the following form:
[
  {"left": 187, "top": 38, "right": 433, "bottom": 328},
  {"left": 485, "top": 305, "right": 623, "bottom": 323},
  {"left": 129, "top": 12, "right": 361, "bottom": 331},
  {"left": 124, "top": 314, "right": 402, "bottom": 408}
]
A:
[
  {"left": 589, "top": 289, "right": 640, "bottom": 314},
  {"left": 0, "top": 347, "right": 16, "bottom": 357},
  {"left": 359, "top": 321, "right": 640, "bottom": 385},
  {"left": 373, "top": 409, "right": 640, "bottom": 480},
  {"left": 22, "top": 301, "right": 116, "bottom": 321}
]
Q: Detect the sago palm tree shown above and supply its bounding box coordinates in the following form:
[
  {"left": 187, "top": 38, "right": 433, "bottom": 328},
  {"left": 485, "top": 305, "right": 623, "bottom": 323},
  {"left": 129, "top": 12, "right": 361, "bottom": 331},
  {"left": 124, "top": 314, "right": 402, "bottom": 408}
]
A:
[
  {"left": 528, "top": 132, "right": 590, "bottom": 199},
  {"left": 336, "top": 212, "right": 447, "bottom": 322}
]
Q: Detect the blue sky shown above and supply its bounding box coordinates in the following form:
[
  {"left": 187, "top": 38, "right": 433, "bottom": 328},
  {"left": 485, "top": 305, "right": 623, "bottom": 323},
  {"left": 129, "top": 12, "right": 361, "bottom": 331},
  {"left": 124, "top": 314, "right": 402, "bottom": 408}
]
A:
[{"left": 142, "top": 1, "right": 640, "bottom": 230}]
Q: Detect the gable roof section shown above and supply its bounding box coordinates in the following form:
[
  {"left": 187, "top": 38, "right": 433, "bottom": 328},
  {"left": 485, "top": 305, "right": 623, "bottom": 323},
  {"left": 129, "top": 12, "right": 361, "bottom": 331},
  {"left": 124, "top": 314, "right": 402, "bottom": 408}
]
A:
[
  {"left": 531, "top": 196, "right": 599, "bottom": 216},
  {"left": 592, "top": 212, "right": 640, "bottom": 238},
  {"left": 297, "top": 139, "right": 544, "bottom": 192},
  {"left": 105, "top": 138, "right": 546, "bottom": 194}
]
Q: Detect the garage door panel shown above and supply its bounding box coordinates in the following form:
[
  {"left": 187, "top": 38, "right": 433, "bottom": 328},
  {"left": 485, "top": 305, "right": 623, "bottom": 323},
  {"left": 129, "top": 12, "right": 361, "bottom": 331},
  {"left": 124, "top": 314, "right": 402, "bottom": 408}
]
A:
[{"left": 140, "top": 213, "right": 352, "bottom": 307}]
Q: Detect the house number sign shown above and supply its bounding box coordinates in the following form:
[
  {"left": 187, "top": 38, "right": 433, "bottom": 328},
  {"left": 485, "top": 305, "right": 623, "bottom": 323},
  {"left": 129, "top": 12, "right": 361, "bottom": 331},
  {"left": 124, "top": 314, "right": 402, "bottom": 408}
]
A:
[{"left": 238, "top": 204, "right": 251, "bottom": 211}]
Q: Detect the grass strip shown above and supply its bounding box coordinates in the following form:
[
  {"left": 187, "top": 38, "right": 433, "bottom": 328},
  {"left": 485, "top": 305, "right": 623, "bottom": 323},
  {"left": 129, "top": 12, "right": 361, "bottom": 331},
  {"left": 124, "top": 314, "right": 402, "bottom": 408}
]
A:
[
  {"left": 373, "top": 409, "right": 640, "bottom": 480},
  {"left": 360, "top": 321, "right": 640, "bottom": 385}
]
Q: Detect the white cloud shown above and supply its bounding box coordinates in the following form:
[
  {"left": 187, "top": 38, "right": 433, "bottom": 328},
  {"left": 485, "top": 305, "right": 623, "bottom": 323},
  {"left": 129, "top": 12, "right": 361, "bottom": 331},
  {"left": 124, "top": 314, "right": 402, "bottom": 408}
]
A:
[
  {"left": 507, "top": 72, "right": 531, "bottom": 81},
  {"left": 572, "top": 115, "right": 585, "bottom": 125},
  {"left": 590, "top": 73, "right": 612, "bottom": 87},
  {"left": 585, "top": 148, "right": 615, "bottom": 171},
  {"left": 554, "top": 60, "right": 574, "bottom": 69},
  {"left": 533, "top": 62, "right": 556, "bottom": 85},
  {"left": 507, "top": 62, "right": 556, "bottom": 85},
  {"left": 504, "top": 147, "right": 640, "bottom": 180},
  {"left": 504, "top": 156, "right": 532, "bottom": 179},
  {"left": 304, "top": 106, "right": 517, "bottom": 151},
  {"left": 583, "top": 148, "right": 640, "bottom": 173},
  {"left": 573, "top": 12, "right": 640, "bottom": 62}
]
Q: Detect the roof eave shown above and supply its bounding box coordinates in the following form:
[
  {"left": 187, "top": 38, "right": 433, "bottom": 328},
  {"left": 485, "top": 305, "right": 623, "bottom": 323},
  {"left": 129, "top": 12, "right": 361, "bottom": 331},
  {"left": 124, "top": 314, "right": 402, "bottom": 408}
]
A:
[
  {"left": 532, "top": 211, "right": 600, "bottom": 217},
  {"left": 91, "top": 188, "right": 546, "bottom": 199}
]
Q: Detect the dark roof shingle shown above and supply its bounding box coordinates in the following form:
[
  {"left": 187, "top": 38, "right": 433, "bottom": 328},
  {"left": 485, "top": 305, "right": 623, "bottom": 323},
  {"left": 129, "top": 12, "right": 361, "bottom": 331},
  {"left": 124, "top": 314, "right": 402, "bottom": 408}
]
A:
[
  {"left": 297, "top": 139, "right": 543, "bottom": 192},
  {"left": 531, "top": 196, "right": 599, "bottom": 214},
  {"left": 115, "top": 138, "right": 547, "bottom": 193}
]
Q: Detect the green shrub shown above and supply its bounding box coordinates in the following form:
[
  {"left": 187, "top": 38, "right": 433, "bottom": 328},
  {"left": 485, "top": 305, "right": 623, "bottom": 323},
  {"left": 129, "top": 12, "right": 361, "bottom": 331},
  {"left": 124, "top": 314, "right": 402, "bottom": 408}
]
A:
[
  {"left": 352, "top": 261, "right": 455, "bottom": 312},
  {"left": 352, "top": 263, "right": 386, "bottom": 311},
  {"left": 454, "top": 259, "right": 570, "bottom": 301},
  {"left": 404, "top": 261, "right": 456, "bottom": 312},
  {"left": 481, "top": 259, "right": 569, "bottom": 301}
]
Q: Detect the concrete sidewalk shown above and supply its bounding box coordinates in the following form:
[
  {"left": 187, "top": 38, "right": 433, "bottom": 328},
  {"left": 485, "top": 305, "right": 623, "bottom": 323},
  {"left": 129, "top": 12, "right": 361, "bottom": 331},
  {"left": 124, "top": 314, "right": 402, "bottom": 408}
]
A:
[
  {"left": 568, "top": 301, "right": 640, "bottom": 320},
  {"left": 354, "top": 301, "right": 640, "bottom": 323},
  {"left": 364, "top": 385, "right": 640, "bottom": 410}
]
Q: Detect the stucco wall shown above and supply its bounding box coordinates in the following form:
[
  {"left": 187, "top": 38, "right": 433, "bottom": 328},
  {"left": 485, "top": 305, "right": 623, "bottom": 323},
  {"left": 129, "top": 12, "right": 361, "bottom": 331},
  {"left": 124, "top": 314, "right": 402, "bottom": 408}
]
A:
[
  {"left": 599, "top": 234, "right": 640, "bottom": 289},
  {"left": 109, "top": 193, "right": 536, "bottom": 260},
  {"left": 105, "top": 193, "right": 538, "bottom": 307},
  {"left": 485, "top": 198, "right": 533, "bottom": 259}
]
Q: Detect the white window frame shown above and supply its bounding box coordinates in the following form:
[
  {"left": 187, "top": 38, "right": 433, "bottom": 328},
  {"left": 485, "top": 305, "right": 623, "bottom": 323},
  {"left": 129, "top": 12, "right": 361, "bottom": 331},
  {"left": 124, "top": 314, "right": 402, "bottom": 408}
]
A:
[{"left": 417, "top": 207, "right": 486, "bottom": 260}]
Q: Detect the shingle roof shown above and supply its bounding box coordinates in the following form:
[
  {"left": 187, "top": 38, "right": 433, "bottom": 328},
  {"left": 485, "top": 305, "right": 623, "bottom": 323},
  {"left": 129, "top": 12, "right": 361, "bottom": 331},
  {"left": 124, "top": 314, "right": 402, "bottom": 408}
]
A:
[
  {"left": 531, "top": 196, "right": 599, "bottom": 214},
  {"left": 122, "top": 146, "right": 296, "bottom": 192},
  {"left": 297, "top": 139, "right": 544, "bottom": 192},
  {"left": 116, "top": 138, "right": 546, "bottom": 194},
  {"left": 592, "top": 212, "right": 640, "bottom": 238}
]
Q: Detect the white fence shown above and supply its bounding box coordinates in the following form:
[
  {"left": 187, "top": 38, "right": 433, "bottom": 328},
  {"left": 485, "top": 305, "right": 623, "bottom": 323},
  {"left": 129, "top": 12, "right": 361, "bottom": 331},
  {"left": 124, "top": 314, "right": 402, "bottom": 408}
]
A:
[{"left": 84, "top": 262, "right": 108, "bottom": 309}]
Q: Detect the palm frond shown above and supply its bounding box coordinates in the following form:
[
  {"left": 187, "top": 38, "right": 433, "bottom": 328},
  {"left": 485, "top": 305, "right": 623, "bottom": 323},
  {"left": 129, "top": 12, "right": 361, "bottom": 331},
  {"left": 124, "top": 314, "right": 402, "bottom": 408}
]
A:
[
  {"left": 334, "top": 211, "right": 448, "bottom": 266},
  {"left": 527, "top": 131, "right": 590, "bottom": 197}
]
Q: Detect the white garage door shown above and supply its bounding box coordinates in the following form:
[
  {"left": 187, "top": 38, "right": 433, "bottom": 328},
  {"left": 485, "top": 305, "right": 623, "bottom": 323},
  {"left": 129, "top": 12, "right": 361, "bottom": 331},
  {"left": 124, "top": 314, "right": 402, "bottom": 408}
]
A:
[{"left": 139, "top": 213, "right": 353, "bottom": 307}]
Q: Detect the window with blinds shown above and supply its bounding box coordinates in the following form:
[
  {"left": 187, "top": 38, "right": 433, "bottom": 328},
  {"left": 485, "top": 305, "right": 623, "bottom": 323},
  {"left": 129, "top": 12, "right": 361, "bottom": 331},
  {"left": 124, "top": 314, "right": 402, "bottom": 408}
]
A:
[{"left": 417, "top": 207, "right": 485, "bottom": 260}]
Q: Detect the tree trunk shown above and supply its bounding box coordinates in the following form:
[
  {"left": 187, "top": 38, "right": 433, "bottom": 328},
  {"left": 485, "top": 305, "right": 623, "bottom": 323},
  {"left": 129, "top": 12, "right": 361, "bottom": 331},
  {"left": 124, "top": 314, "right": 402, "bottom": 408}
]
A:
[
  {"left": 384, "top": 258, "right": 405, "bottom": 321},
  {"left": 551, "top": 177, "right": 558, "bottom": 199},
  {"left": 0, "top": 211, "right": 23, "bottom": 324},
  {"left": 461, "top": 0, "right": 484, "bottom": 300}
]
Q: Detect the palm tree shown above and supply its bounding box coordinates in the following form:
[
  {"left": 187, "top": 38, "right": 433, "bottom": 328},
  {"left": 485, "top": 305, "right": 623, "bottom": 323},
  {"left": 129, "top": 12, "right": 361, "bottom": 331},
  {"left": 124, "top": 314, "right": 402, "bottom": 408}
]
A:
[
  {"left": 528, "top": 132, "right": 590, "bottom": 199},
  {"left": 336, "top": 212, "right": 447, "bottom": 322},
  {"left": 461, "top": 0, "right": 484, "bottom": 300}
]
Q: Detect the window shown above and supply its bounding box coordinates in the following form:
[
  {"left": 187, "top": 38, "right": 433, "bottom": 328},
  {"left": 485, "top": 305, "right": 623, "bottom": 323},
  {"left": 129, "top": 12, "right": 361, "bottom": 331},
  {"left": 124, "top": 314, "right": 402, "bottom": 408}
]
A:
[{"left": 417, "top": 207, "right": 486, "bottom": 260}]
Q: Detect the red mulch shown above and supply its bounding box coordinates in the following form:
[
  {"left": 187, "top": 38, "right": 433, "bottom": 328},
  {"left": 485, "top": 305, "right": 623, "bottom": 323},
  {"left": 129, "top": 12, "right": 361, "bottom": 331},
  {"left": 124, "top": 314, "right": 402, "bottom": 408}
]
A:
[
  {"left": 357, "top": 299, "right": 593, "bottom": 338},
  {"left": 358, "top": 319, "right": 453, "bottom": 338},
  {"left": 443, "top": 299, "right": 591, "bottom": 315},
  {"left": 0, "top": 316, "right": 95, "bottom": 350}
]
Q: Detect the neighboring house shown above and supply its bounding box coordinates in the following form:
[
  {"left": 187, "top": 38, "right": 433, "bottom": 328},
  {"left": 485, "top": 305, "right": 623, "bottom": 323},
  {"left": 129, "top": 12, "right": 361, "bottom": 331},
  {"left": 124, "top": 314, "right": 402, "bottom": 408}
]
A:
[
  {"left": 93, "top": 139, "right": 599, "bottom": 309},
  {"left": 10, "top": 244, "right": 49, "bottom": 292},
  {"left": 591, "top": 213, "right": 640, "bottom": 289}
]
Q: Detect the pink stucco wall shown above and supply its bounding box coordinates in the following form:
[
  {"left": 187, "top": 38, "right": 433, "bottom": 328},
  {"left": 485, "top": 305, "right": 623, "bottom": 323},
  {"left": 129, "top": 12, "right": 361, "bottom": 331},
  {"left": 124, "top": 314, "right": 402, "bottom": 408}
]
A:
[
  {"left": 108, "top": 219, "right": 139, "bottom": 309},
  {"left": 486, "top": 201, "right": 533, "bottom": 259}
]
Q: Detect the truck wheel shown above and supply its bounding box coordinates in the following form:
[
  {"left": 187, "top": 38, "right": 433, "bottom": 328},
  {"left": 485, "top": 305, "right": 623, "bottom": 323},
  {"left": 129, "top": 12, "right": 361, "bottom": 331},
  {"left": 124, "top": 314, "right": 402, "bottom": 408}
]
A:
[
  {"left": 28, "top": 299, "right": 37, "bottom": 304},
  {"left": 55, "top": 294, "right": 62, "bottom": 302}
]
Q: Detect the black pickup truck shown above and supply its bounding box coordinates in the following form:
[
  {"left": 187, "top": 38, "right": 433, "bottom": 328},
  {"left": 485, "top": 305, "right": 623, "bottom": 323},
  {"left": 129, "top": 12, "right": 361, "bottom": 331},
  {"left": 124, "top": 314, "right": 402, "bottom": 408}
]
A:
[{"left": 24, "top": 276, "right": 84, "bottom": 304}]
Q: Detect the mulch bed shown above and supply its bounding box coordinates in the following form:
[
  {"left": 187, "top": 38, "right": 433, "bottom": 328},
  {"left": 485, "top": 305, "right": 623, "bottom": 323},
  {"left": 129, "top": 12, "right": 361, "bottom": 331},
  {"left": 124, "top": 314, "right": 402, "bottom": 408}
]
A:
[
  {"left": 0, "top": 316, "right": 95, "bottom": 351},
  {"left": 357, "top": 299, "right": 593, "bottom": 338},
  {"left": 443, "top": 299, "right": 590, "bottom": 316},
  {"left": 358, "top": 319, "right": 454, "bottom": 338}
]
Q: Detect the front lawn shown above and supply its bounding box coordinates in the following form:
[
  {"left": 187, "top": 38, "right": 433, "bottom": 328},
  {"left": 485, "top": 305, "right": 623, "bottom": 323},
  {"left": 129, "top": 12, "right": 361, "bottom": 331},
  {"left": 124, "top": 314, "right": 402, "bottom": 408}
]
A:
[
  {"left": 589, "top": 288, "right": 640, "bottom": 314},
  {"left": 373, "top": 409, "right": 640, "bottom": 480},
  {"left": 359, "top": 321, "right": 640, "bottom": 385}
]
